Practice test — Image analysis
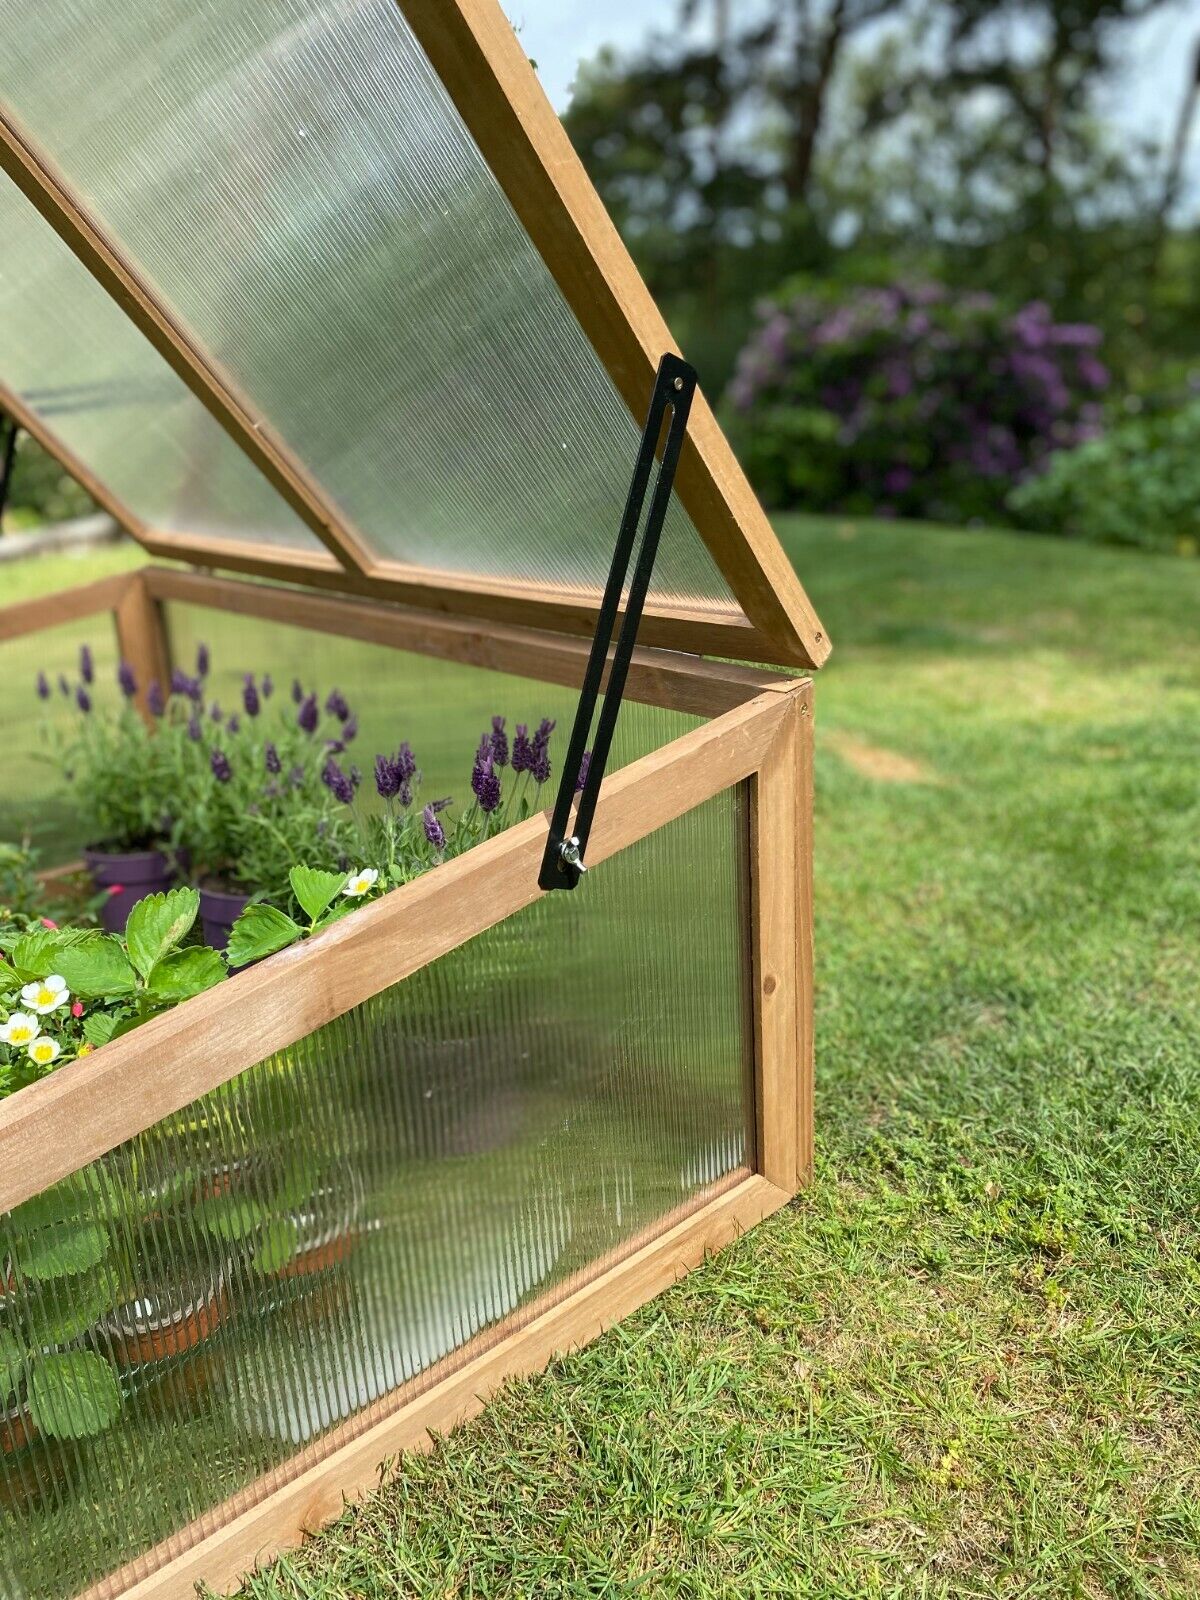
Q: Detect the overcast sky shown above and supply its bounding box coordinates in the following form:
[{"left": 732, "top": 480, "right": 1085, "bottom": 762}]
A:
[{"left": 506, "top": 0, "right": 1199, "bottom": 211}]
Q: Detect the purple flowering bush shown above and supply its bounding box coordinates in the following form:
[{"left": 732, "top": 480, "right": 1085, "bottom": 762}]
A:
[{"left": 726, "top": 283, "right": 1109, "bottom": 523}]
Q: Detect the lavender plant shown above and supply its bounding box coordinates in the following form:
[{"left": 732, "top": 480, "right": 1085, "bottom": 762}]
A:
[{"left": 38, "top": 646, "right": 173, "bottom": 852}]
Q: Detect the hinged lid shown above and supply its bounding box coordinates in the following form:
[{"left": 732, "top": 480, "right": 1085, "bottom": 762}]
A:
[{"left": 0, "top": 0, "right": 829, "bottom": 669}]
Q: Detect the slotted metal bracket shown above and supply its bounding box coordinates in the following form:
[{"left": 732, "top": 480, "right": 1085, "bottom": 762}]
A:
[{"left": 539, "top": 352, "right": 698, "bottom": 891}]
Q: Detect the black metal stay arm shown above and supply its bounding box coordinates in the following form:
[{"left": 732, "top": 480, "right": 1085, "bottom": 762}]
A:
[{"left": 539, "top": 352, "right": 698, "bottom": 891}]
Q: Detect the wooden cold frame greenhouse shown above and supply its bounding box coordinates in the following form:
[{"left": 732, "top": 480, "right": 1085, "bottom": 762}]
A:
[{"left": 0, "top": 2, "right": 830, "bottom": 1595}]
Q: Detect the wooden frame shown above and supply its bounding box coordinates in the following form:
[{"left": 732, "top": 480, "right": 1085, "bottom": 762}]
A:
[
  {"left": 0, "top": 568, "right": 813, "bottom": 1597},
  {"left": 0, "top": 13, "right": 830, "bottom": 668}
]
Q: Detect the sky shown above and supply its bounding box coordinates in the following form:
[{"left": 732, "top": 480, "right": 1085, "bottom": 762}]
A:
[{"left": 506, "top": 0, "right": 1200, "bottom": 213}]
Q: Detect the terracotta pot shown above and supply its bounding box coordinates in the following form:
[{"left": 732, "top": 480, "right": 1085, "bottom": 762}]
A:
[
  {"left": 103, "top": 1270, "right": 227, "bottom": 1369},
  {"left": 274, "top": 1171, "right": 365, "bottom": 1280},
  {"left": 0, "top": 1402, "right": 36, "bottom": 1458},
  {"left": 84, "top": 847, "right": 173, "bottom": 933},
  {"left": 198, "top": 883, "right": 251, "bottom": 954}
]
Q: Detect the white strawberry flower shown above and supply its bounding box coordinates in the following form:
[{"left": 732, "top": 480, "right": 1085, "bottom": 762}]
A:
[
  {"left": 0, "top": 1012, "right": 40, "bottom": 1048},
  {"left": 27, "top": 1036, "right": 61, "bottom": 1068},
  {"left": 342, "top": 867, "right": 380, "bottom": 898},
  {"left": 20, "top": 974, "right": 70, "bottom": 1015}
]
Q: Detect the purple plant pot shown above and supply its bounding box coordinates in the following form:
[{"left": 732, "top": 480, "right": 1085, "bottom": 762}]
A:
[
  {"left": 84, "top": 848, "right": 173, "bottom": 933},
  {"left": 199, "top": 884, "right": 251, "bottom": 954}
]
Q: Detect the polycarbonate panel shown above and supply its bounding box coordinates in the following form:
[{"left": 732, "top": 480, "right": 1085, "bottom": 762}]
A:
[
  {"left": 0, "top": 179, "right": 319, "bottom": 552},
  {"left": 0, "top": 0, "right": 736, "bottom": 608},
  {"left": 162, "top": 600, "right": 699, "bottom": 805},
  {"left": 0, "top": 609, "right": 124, "bottom": 863},
  {"left": 0, "top": 791, "right": 752, "bottom": 1599}
]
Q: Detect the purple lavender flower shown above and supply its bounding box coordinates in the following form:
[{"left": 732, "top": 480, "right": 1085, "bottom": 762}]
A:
[
  {"left": 226, "top": 715, "right": 241, "bottom": 737},
  {"left": 79, "top": 645, "right": 94, "bottom": 685},
  {"left": 477, "top": 762, "right": 502, "bottom": 814},
  {"left": 35, "top": 672, "right": 50, "bottom": 701},
  {"left": 342, "top": 713, "right": 358, "bottom": 744},
  {"left": 242, "top": 674, "right": 260, "bottom": 719},
  {"left": 533, "top": 718, "right": 556, "bottom": 757},
  {"left": 511, "top": 723, "right": 533, "bottom": 774},
  {"left": 350, "top": 764, "right": 362, "bottom": 789},
  {"left": 171, "top": 668, "right": 202, "bottom": 702},
  {"left": 423, "top": 804, "right": 446, "bottom": 851},
  {"left": 196, "top": 642, "right": 210, "bottom": 679},
  {"left": 264, "top": 741, "right": 281, "bottom": 775},
  {"left": 322, "top": 758, "right": 355, "bottom": 805},
  {"left": 575, "top": 751, "right": 591, "bottom": 794},
  {"left": 291, "top": 678, "right": 303, "bottom": 704},
  {"left": 298, "top": 693, "right": 319, "bottom": 735},
  {"left": 430, "top": 796, "right": 453, "bottom": 813},
  {"left": 261, "top": 673, "right": 273, "bottom": 699},
  {"left": 396, "top": 742, "right": 417, "bottom": 783},
  {"left": 532, "top": 745, "right": 551, "bottom": 786},
  {"left": 75, "top": 684, "right": 92, "bottom": 714},
  {"left": 325, "top": 688, "right": 350, "bottom": 723},
  {"left": 58, "top": 674, "right": 70, "bottom": 698},
  {"left": 375, "top": 752, "right": 402, "bottom": 800},
  {"left": 471, "top": 734, "right": 492, "bottom": 799},
  {"left": 117, "top": 661, "right": 137, "bottom": 699},
  {"left": 187, "top": 714, "right": 202, "bottom": 742},
  {"left": 399, "top": 779, "right": 413, "bottom": 809},
  {"left": 490, "top": 716, "right": 509, "bottom": 767},
  {"left": 325, "top": 739, "right": 346, "bottom": 756},
  {"left": 147, "top": 681, "right": 165, "bottom": 718},
  {"left": 210, "top": 702, "right": 223, "bottom": 724},
  {"left": 210, "top": 748, "right": 232, "bottom": 784}
]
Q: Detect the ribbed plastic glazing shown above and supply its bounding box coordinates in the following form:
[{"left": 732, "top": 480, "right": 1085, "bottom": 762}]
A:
[
  {"left": 162, "top": 600, "right": 699, "bottom": 803},
  {"left": 0, "top": 0, "right": 735, "bottom": 607},
  {"left": 0, "top": 181, "right": 319, "bottom": 552},
  {"left": 0, "top": 789, "right": 752, "bottom": 1599},
  {"left": 0, "top": 610, "right": 122, "bottom": 862}
]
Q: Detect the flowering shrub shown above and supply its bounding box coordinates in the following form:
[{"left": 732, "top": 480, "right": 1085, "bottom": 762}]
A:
[
  {"left": 725, "top": 283, "right": 1109, "bottom": 524},
  {"left": 1009, "top": 398, "right": 1200, "bottom": 554}
]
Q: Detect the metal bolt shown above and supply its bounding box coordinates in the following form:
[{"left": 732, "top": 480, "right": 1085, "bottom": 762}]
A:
[
  {"left": 673, "top": 376, "right": 684, "bottom": 392},
  {"left": 558, "top": 836, "right": 587, "bottom": 874}
]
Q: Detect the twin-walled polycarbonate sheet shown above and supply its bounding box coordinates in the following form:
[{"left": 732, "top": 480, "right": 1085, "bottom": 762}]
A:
[
  {"left": 0, "top": 180, "right": 319, "bottom": 553},
  {"left": 162, "top": 600, "right": 700, "bottom": 807},
  {"left": 0, "top": 790, "right": 752, "bottom": 1599},
  {"left": 0, "top": 0, "right": 735, "bottom": 607}
]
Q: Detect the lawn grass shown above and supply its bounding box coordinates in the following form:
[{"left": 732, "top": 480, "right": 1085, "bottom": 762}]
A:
[{"left": 7, "top": 518, "right": 1200, "bottom": 1596}]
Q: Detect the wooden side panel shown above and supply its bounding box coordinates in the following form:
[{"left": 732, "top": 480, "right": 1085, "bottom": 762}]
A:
[
  {"left": 82, "top": 1173, "right": 791, "bottom": 1600},
  {"left": 0, "top": 571, "right": 134, "bottom": 644},
  {"left": 396, "top": 0, "right": 830, "bottom": 671}
]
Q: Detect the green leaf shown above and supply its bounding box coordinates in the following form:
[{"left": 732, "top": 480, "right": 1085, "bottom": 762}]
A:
[
  {"left": 194, "top": 1192, "right": 268, "bottom": 1243},
  {"left": 54, "top": 936, "right": 137, "bottom": 999},
  {"left": 290, "top": 865, "right": 347, "bottom": 924},
  {"left": 16, "top": 1219, "right": 110, "bottom": 1281},
  {"left": 26, "top": 1264, "right": 119, "bottom": 1347},
  {"left": 272, "top": 1150, "right": 320, "bottom": 1212},
  {"left": 226, "top": 904, "right": 301, "bottom": 968},
  {"left": 0, "top": 962, "right": 19, "bottom": 995},
  {"left": 11, "top": 1168, "right": 122, "bottom": 1231},
  {"left": 125, "top": 888, "right": 200, "bottom": 980},
  {"left": 0, "top": 1331, "right": 25, "bottom": 1399},
  {"left": 81, "top": 1011, "right": 120, "bottom": 1049},
  {"left": 252, "top": 1218, "right": 300, "bottom": 1275},
  {"left": 10, "top": 929, "right": 67, "bottom": 983},
  {"left": 144, "top": 947, "right": 226, "bottom": 1004},
  {"left": 28, "top": 1350, "right": 121, "bottom": 1439}
]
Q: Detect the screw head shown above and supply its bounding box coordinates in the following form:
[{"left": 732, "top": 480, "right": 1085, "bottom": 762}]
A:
[{"left": 673, "top": 376, "right": 684, "bottom": 392}]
